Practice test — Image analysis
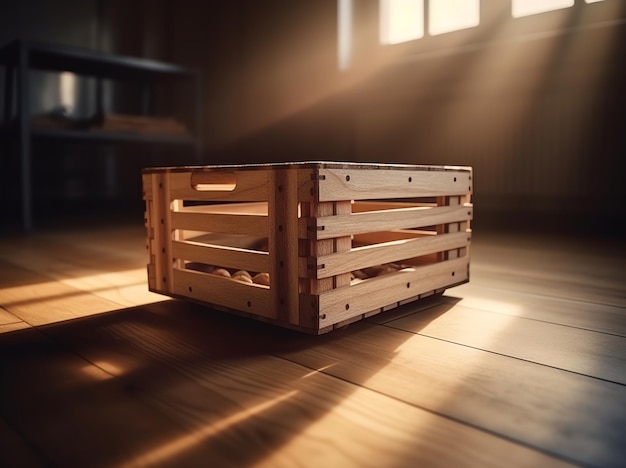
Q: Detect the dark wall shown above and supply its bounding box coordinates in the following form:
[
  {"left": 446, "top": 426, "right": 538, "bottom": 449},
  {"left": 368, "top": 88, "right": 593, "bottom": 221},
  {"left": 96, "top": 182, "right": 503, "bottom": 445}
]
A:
[
  {"left": 0, "top": 0, "right": 98, "bottom": 48},
  {"left": 2, "top": 1, "right": 625, "bottom": 233},
  {"left": 157, "top": 0, "right": 351, "bottom": 164}
]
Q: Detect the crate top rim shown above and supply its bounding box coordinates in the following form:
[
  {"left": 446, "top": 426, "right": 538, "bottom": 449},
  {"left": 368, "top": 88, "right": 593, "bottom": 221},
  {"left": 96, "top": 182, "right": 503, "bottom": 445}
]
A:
[{"left": 142, "top": 161, "right": 472, "bottom": 174}]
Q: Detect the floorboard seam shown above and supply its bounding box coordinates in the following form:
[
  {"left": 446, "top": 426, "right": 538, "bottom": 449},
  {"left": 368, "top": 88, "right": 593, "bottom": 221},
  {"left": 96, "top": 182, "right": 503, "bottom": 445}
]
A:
[
  {"left": 271, "top": 352, "right": 588, "bottom": 468},
  {"left": 461, "top": 283, "right": 626, "bottom": 310},
  {"left": 441, "top": 302, "right": 626, "bottom": 339},
  {"left": 381, "top": 323, "right": 626, "bottom": 387}
]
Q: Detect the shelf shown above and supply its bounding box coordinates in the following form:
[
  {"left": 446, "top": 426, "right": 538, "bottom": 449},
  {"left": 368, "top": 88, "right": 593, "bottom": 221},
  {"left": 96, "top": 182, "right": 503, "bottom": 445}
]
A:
[
  {"left": 2, "top": 123, "right": 196, "bottom": 145},
  {"left": 0, "top": 39, "right": 195, "bottom": 81},
  {"left": 31, "top": 127, "right": 196, "bottom": 145}
]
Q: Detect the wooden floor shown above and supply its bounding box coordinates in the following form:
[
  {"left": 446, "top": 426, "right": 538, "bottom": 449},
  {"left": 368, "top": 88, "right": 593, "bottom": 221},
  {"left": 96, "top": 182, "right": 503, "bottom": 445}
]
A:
[{"left": 0, "top": 220, "right": 624, "bottom": 467}]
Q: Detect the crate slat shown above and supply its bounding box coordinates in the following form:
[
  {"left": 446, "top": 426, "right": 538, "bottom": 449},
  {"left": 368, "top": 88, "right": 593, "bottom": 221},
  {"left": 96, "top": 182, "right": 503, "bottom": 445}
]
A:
[
  {"left": 302, "top": 231, "right": 471, "bottom": 279},
  {"left": 299, "top": 204, "right": 473, "bottom": 240},
  {"left": 171, "top": 211, "right": 268, "bottom": 236},
  {"left": 172, "top": 268, "right": 273, "bottom": 318},
  {"left": 178, "top": 202, "right": 268, "bottom": 216},
  {"left": 352, "top": 201, "right": 435, "bottom": 212},
  {"left": 172, "top": 240, "right": 269, "bottom": 273},
  {"left": 316, "top": 257, "right": 469, "bottom": 327},
  {"left": 353, "top": 230, "right": 434, "bottom": 244},
  {"left": 318, "top": 167, "right": 472, "bottom": 201},
  {"left": 167, "top": 169, "right": 269, "bottom": 202}
]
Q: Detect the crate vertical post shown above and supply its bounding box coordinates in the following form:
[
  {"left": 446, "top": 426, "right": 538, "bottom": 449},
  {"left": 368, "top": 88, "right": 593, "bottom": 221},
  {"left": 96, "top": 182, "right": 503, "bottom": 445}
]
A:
[
  {"left": 437, "top": 169, "right": 472, "bottom": 263},
  {"left": 268, "top": 168, "right": 300, "bottom": 326},
  {"left": 143, "top": 172, "right": 156, "bottom": 288},
  {"left": 305, "top": 198, "right": 353, "bottom": 332},
  {"left": 144, "top": 170, "right": 174, "bottom": 296}
]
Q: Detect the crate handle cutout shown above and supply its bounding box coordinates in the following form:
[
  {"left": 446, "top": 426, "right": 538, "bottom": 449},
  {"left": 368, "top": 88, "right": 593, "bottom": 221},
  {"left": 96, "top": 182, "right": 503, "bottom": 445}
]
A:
[{"left": 191, "top": 170, "right": 237, "bottom": 192}]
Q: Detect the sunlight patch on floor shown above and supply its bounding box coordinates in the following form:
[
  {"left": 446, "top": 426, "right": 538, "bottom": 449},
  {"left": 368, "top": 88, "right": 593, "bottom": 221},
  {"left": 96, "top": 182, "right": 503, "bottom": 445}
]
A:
[{"left": 119, "top": 390, "right": 299, "bottom": 468}]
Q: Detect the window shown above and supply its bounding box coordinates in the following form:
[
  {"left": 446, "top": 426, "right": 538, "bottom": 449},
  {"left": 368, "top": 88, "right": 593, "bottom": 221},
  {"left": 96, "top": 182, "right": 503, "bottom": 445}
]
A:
[
  {"left": 374, "top": 0, "right": 600, "bottom": 49},
  {"left": 380, "top": 0, "right": 480, "bottom": 42},
  {"left": 511, "top": 0, "right": 574, "bottom": 18},
  {"left": 380, "top": 0, "right": 424, "bottom": 44},
  {"left": 429, "top": 0, "right": 480, "bottom": 36}
]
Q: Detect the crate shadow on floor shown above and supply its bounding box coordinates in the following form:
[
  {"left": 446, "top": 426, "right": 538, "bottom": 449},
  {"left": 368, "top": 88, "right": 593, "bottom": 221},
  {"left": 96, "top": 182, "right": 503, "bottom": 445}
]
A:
[{"left": 0, "top": 294, "right": 456, "bottom": 466}]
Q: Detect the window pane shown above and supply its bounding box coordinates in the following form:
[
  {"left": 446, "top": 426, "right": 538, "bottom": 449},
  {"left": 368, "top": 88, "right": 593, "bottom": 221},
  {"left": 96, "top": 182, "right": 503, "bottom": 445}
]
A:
[
  {"left": 429, "top": 0, "right": 480, "bottom": 36},
  {"left": 512, "top": 0, "right": 574, "bottom": 18},
  {"left": 380, "top": 0, "right": 424, "bottom": 44}
]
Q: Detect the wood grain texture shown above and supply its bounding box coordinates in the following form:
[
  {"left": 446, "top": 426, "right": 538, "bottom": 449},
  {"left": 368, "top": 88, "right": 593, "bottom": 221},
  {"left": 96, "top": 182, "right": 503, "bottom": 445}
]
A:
[
  {"left": 171, "top": 211, "right": 268, "bottom": 236},
  {"left": 167, "top": 169, "right": 269, "bottom": 202},
  {"left": 172, "top": 268, "right": 272, "bottom": 318},
  {"left": 0, "top": 306, "right": 22, "bottom": 326},
  {"left": 318, "top": 257, "right": 469, "bottom": 326},
  {"left": 0, "top": 223, "right": 623, "bottom": 468},
  {"left": 299, "top": 204, "right": 473, "bottom": 240},
  {"left": 0, "top": 226, "right": 163, "bottom": 321},
  {"left": 146, "top": 164, "right": 472, "bottom": 333},
  {"left": 454, "top": 283, "right": 626, "bottom": 337},
  {"left": 318, "top": 167, "right": 472, "bottom": 201},
  {"left": 276, "top": 321, "right": 626, "bottom": 468},
  {"left": 385, "top": 302, "right": 626, "bottom": 384},
  {"left": 463, "top": 232, "right": 626, "bottom": 308},
  {"left": 0, "top": 300, "right": 572, "bottom": 468},
  {"left": 172, "top": 240, "right": 269, "bottom": 273},
  {"left": 310, "top": 231, "right": 470, "bottom": 279},
  {"left": 0, "top": 260, "right": 128, "bottom": 326},
  {"left": 268, "top": 168, "right": 301, "bottom": 324}
]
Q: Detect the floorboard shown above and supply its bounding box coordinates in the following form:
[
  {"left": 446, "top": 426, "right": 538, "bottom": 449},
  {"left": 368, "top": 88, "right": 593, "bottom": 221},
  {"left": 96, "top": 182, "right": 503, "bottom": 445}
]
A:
[
  {"left": 0, "top": 223, "right": 624, "bottom": 467},
  {"left": 447, "top": 284, "right": 626, "bottom": 337},
  {"left": 383, "top": 301, "right": 626, "bottom": 384},
  {"left": 276, "top": 319, "right": 626, "bottom": 468}
]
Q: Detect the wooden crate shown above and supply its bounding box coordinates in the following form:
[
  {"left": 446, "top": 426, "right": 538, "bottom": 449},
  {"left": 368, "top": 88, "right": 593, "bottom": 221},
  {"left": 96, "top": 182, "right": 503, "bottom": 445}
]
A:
[{"left": 142, "top": 162, "right": 473, "bottom": 334}]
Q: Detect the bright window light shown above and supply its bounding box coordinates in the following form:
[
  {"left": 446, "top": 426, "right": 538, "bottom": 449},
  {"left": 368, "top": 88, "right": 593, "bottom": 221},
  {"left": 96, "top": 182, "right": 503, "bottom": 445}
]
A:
[
  {"left": 380, "top": 0, "right": 424, "bottom": 44},
  {"left": 512, "top": 0, "right": 575, "bottom": 18},
  {"left": 585, "top": 0, "right": 605, "bottom": 3},
  {"left": 429, "top": 0, "right": 480, "bottom": 36}
]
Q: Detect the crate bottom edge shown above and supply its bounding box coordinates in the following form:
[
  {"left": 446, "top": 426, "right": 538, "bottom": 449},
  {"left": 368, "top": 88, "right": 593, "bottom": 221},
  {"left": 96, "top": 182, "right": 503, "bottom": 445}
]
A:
[{"left": 147, "top": 279, "right": 468, "bottom": 334}]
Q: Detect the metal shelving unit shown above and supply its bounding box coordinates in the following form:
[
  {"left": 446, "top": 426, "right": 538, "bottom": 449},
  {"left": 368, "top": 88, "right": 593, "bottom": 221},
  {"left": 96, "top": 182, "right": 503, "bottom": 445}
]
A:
[{"left": 1, "top": 39, "right": 202, "bottom": 233}]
